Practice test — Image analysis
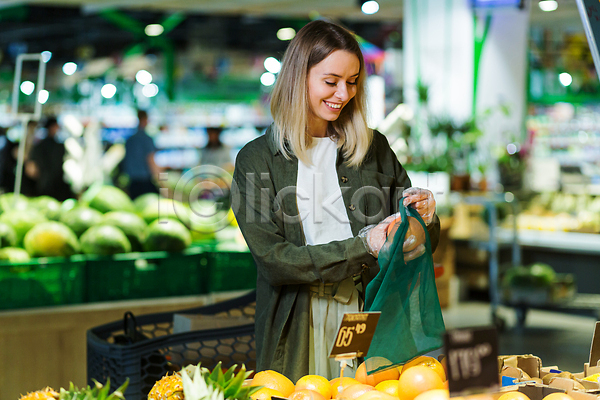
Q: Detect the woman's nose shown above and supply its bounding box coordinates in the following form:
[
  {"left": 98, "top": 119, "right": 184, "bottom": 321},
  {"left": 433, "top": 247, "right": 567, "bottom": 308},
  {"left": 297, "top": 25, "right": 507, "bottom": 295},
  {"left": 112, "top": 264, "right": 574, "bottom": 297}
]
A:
[{"left": 335, "top": 84, "right": 349, "bottom": 101}]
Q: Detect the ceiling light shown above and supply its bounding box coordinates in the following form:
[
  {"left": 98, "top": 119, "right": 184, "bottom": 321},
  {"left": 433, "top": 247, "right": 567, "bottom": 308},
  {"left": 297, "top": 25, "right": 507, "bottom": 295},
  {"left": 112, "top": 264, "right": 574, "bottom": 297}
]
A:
[
  {"left": 101, "top": 83, "right": 117, "bottom": 99},
  {"left": 136, "top": 70, "right": 153, "bottom": 85},
  {"left": 41, "top": 51, "right": 52, "bottom": 63},
  {"left": 145, "top": 24, "right": 164, "bottom": 37},
  {"left": 20, "top": 81, "right": 35, "bottom": 95},
  {"left": 264, "top": 57, "right": 281, "bottom": 74},
  {"left": 538, "top": 0, "right": 558, "bottom": 12},
  {"left": 559, "top": 72, "right": 572, "bottom": 87},
  {"left": 62, "top": 62, "right": 77, "bottom": 76},
  {"left": 142, "top": 83, "right": 159, "bottom": 98},
  {"left": 260, "top": 72, "right": 276, "bottom": 87},
  {"left": 361, "top": 0, "right": 380, "bottom": 15},
  {"left": 277, "top": 27, "right": 296, "bottom": 41},
  {"left": 38, "top": 90, "right": 49, "bottom": 104}
]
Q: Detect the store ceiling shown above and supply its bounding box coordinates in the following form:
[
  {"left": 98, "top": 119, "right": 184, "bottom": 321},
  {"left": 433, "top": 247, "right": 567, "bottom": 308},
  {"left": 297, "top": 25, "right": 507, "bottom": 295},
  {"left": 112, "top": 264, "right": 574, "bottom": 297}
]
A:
[{"left": 2, "top": 0, "right": 405, "bottom": 21}]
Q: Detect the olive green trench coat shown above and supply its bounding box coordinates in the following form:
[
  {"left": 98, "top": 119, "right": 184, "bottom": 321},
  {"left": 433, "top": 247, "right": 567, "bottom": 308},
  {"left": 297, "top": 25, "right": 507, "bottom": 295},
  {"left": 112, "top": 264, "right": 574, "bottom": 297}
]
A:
[{"left": 231, "top": 125, "right": 440, "bottom": 383}]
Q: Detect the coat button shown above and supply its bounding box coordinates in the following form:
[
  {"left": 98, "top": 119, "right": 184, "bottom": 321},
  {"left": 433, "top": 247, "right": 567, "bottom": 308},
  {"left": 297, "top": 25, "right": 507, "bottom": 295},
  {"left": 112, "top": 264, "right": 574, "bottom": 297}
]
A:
[
  {"left": 348, "top": 204, "right": 356, "bottom": 211},
  {"left": 341, "top": 176, "right": 349, "bottom": 183}
]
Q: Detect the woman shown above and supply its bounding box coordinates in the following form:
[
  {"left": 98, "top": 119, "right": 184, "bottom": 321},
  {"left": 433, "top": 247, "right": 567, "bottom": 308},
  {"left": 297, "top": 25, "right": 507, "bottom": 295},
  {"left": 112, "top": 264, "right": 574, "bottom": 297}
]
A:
[{"left": 231, "top": 20, "right": 440, "bottom": 382}]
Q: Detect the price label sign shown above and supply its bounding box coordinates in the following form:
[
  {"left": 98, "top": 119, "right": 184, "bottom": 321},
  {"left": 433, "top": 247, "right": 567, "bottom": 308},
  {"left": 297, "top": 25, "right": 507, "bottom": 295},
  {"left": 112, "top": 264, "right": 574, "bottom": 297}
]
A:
[
  {"left": 444, "top": 326, "right": 499, "bottom": 395},
  {"left": 329, "top": 312, "right": 381, "bottom": 358}
]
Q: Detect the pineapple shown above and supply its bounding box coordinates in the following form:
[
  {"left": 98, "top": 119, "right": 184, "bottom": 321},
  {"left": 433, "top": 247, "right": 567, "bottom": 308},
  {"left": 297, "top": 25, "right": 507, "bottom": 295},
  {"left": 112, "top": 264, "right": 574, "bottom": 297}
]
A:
[
  {"left": 148, "top": 363, "right": 261, "bottom": 400},
  {"left": 148, "top": 373, "right": 185, "bottom": 400},
  {"left": 18, "top": 387, "right": 59, "bottom": 400},
  {"left": 20, "top": 379, "right": 127, "bottom": 400}
]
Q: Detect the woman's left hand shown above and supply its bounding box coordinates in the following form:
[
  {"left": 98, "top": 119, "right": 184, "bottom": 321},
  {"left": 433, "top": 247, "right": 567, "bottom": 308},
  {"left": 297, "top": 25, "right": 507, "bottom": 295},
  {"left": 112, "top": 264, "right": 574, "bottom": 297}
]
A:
[{"left": 402, "top": 187, "right": 436, "bottom": 226}]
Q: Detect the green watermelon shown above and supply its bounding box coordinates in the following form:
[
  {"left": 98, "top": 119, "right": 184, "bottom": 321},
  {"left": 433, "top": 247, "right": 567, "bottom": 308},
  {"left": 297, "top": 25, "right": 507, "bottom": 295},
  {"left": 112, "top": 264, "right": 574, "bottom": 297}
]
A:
[
  {"left": 0, "top": 222, "right": 17, "bottom": 248},
  {"left": 24, "top": 221, "right": 80, "bottom": 257},
  {"left": 29, "top": 195, "right": 62, "bottom": 220},
  {"left": 0, "top": 247, "right": 31, "bottom": 262},
  {"left": 0, "top": 209, "right": 47, "bottom": 246},
  {"left": 102, "top": 211, "right": 147, "bottom": 252},
  {"left": 144, "top": 218, "right": 191, "bottom": 252},
  {"left": 133, "top": 192, "right": 160, "bottom": 213},
  {"left": 0, "top": 192, "right": 29, "bottom": 213},
  {"left": 140, "top": 198, "right": 191, "bottom": 227},
  {"left": 81, "top": 183, "right": 135, "bottom": 213},
  {"left": 80, "top": 225, "right": 131, "bottom": 255},
  {"left": 60, "top": 207, "right": 104, "bottom": 237}
]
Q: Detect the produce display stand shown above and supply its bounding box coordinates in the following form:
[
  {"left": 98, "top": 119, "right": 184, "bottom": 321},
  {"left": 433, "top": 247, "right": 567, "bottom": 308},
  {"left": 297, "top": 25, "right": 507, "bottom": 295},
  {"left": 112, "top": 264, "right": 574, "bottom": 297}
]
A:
[
  {"left": 86, "top": 290, "right": 256, "bottom": 400},
  {"left": 0, "top": 243, "right": 257, "bottom": 310},
  {"left": 458, "top": 193, "right": 521, "bottom": 330}
]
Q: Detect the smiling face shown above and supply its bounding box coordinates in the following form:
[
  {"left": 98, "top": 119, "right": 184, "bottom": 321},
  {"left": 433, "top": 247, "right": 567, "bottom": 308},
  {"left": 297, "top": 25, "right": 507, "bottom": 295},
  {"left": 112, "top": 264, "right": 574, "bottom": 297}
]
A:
[{"left": 307, "top": 50, "right": 360, "bottom": 137}]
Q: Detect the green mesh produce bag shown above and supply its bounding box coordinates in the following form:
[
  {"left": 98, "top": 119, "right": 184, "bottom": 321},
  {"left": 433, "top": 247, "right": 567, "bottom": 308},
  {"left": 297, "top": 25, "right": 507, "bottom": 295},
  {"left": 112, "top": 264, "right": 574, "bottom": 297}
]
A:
[{"left": 364, "top": 203, "right": 445, "bottom": 374}]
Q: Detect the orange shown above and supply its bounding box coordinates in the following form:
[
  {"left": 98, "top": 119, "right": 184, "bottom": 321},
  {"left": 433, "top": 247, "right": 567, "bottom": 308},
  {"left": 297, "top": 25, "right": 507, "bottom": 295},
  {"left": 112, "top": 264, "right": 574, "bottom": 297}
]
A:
[
  {"left": 413, "top": 389, "right": 449, "bottom": 400},
  {"left": 401, "top": 356, "right": 446, "bottom": 382},
  {"left": 296, "top": 375, "right": 333, "bottom": 399},
  {"left": 374, "top": 380, "right": 400, "bottom": 398},
  {"left": 355, "top": 391, "right": 399, "bottom": 400},
  {"left": 397, "top": 365, "right": 445, "bottom": 400},
  {"left": 498, "top": 392, "right": 530, "bottom": 400},
  {"left": 542, "top": 394, "right": 573, "bottom": 400},
  {"left": 290, "top": 389, "right": 328, "bottom": 400},
  {"left": 338, "top": 384, "right": 376, "bottom": 400},
  {"left": 356, "top": 357, "right": 400, "bottom": 386},
  {"left": 251, "top": 370, "right": 296, "bottom": 397},
  {"left": 330, "top": 377, "right": 362, "bottom": 398},
  {"left": 251, "top": 388, "right": 285, "bottom": 400}
]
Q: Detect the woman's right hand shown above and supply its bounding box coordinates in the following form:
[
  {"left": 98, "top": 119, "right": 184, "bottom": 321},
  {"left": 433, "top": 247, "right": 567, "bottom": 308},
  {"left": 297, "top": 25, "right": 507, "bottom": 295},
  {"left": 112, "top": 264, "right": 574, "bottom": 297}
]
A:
[{"left": 359, "top": 212, "right": 402, "bottom": 258}]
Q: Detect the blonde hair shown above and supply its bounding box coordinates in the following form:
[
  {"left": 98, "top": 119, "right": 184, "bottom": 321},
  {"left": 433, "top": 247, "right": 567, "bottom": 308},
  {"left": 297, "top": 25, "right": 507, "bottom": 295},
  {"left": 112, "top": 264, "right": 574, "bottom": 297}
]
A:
[{"left": 270, "top": 20, "right": 372, "bottom": 167}]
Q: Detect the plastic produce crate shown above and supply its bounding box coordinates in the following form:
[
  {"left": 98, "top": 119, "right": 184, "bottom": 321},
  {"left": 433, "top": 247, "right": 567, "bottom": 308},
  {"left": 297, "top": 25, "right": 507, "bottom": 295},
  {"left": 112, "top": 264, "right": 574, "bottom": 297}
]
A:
[
  {"left": 0, "top": 256, "right": 85, "bottom": 310},
  {"left": 87, "top": 290, "right": 256, "bottom": 400},
  {"left": 85, "top": 246, "right": 208, "bottom": 302},
  {"left": 205, "top": 250, "right": 257, "bottom": 292}
]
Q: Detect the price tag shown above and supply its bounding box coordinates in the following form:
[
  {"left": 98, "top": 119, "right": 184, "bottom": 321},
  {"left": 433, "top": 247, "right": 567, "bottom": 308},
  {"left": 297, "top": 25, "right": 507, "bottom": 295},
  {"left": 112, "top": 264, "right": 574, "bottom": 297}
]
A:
[
  {"left": 444, "top": 326, "right": 499, "bottom": 395},
  {"left": 329, "top": 312, "right": 381, "bottom": 358}
]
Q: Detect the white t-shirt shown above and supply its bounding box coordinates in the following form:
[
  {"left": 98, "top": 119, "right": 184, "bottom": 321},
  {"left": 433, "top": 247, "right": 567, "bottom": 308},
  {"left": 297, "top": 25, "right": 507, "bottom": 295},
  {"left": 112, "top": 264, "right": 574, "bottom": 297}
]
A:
[
  {"left": 296, "top": 137, "right": 354, "bottom": 245},
  {"left": 296, "top": 136, "right": 359, "bottom": 379}
]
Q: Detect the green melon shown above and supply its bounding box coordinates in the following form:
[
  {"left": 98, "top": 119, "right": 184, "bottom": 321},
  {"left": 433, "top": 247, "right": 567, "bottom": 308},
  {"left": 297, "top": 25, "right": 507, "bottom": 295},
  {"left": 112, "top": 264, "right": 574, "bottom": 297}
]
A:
[
  {"left": 80, "top": 225, "right": 131, "bottom": 255},
  {"left": 140, "top": 198, "right": 191, "bottom": 227},
  {"left": 60, "top": 207, "right": 104, "bottom": 237},
  {"left": 0, "top": 222, "right": 17, "bottom": 248},
  {"left": 29, "top": 195, "right": 62, "bottom": 220},
  {"left": 0, "top": 209, "right": 47, "bottom": 246},
  {"left": 133, "top": 192, "right": 160, "bottom": 213},
  {"left": 144, "top": 218, "right": 191, "bottom": 252},
  {"left": 24, "top": 221, "right": 80, "bottom": 257},
  {"left": 102, "top": 211, "right": 147, "bottom": 252},
  {"left": 0, "top": 192, "right": 29, "bottom": 213},
  {"left": 81, "top": 183, "right": 135, "bottom": 213},
  {"left": 0, "top": 247, "right": 31, "bottom": 262}
]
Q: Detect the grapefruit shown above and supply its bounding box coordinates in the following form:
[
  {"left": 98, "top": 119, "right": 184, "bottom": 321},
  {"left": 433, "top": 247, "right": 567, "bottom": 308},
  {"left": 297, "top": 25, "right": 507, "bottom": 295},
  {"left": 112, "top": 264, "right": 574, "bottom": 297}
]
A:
[
  {"left": 250, "top": 370, "right": 295, "bottom": 398},
  {"left": 498, "top": 392, "right": 530, "bottom": 400},
  {"left": 330, "top": 377, "right": 361, "bottom": 398},
  {"left": 24, "top": 221, "right": 79, "bottom": 257},
  {"left": 401, "top": 356, "right": 446, "bottom": 382},
  {"left": 542, "top": 394, "right": 572, "bottom": 400},
  {"left": 251, "top": 388, "right": 285, "bottom": 400},
  {"left": 290, "top": 389, "right": 328, "bottom": 400},
  {"left": 413, "top": 389, "right": 449, "bottom": 400},
  {"left": 397, "top": 366, "right": 445, "bottom": 400},
  {"left": 296, "top": 375, "right": 332, "bottom": 399},
  {"left": 375, "top": 380, "right": 400, "bottom": 398},
  {"left": 356, "top": 358, "right": 399, "bottom": 386},
  {"left": 356, "top": 391, "right": 398, "bottom": 400},
  {"left": 338, "top": 384, "right": 375, "bottom": 400}
]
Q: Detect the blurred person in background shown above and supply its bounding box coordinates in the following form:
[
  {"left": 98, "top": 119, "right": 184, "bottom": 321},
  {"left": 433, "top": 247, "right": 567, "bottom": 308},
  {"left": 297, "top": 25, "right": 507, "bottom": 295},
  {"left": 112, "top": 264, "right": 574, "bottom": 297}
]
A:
[
  {"left": 25, "top": 117, "right": 74, "bottom": 201},
  {"left": 232, "top": 20, "right": 440, "bottom": 381},
  {"left": 0, "top": 127, "right": 16, "bottom": 193},
  {"left": 200, "top": 126, "right": 233, "bottom": 171},
  {"left": 123, "top": 109, "right": 161, "bottom": 199},
  {"left": 17, "top": 120, "right": 39, "bottom": 196}
]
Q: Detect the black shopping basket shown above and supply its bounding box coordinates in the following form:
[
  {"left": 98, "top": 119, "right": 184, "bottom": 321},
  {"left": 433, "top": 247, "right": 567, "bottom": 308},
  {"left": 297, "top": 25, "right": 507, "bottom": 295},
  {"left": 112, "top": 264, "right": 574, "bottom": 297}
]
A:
[{"left": 87, "top": 290, "right": 256, "bottom": 400}]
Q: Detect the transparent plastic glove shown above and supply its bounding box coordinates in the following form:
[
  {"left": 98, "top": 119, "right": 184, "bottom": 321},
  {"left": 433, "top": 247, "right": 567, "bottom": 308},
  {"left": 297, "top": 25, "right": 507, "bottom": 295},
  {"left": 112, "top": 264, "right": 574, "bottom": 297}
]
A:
[
  {"left": 358, "top": 212, "right": 402, "bottom": 258},
  {"left": 402, "top": 187, "right": 436, "bottom": 226},
  {"left": 386, "top": 214, "right": 426, "bottom": 262}
]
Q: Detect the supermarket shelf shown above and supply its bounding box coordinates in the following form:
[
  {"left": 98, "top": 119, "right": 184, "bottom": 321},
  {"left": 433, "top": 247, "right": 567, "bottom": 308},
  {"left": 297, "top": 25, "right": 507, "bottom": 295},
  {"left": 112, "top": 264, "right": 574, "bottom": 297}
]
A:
[{"left": 497, "top": 228, "right": 600, "bottom": 254}]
